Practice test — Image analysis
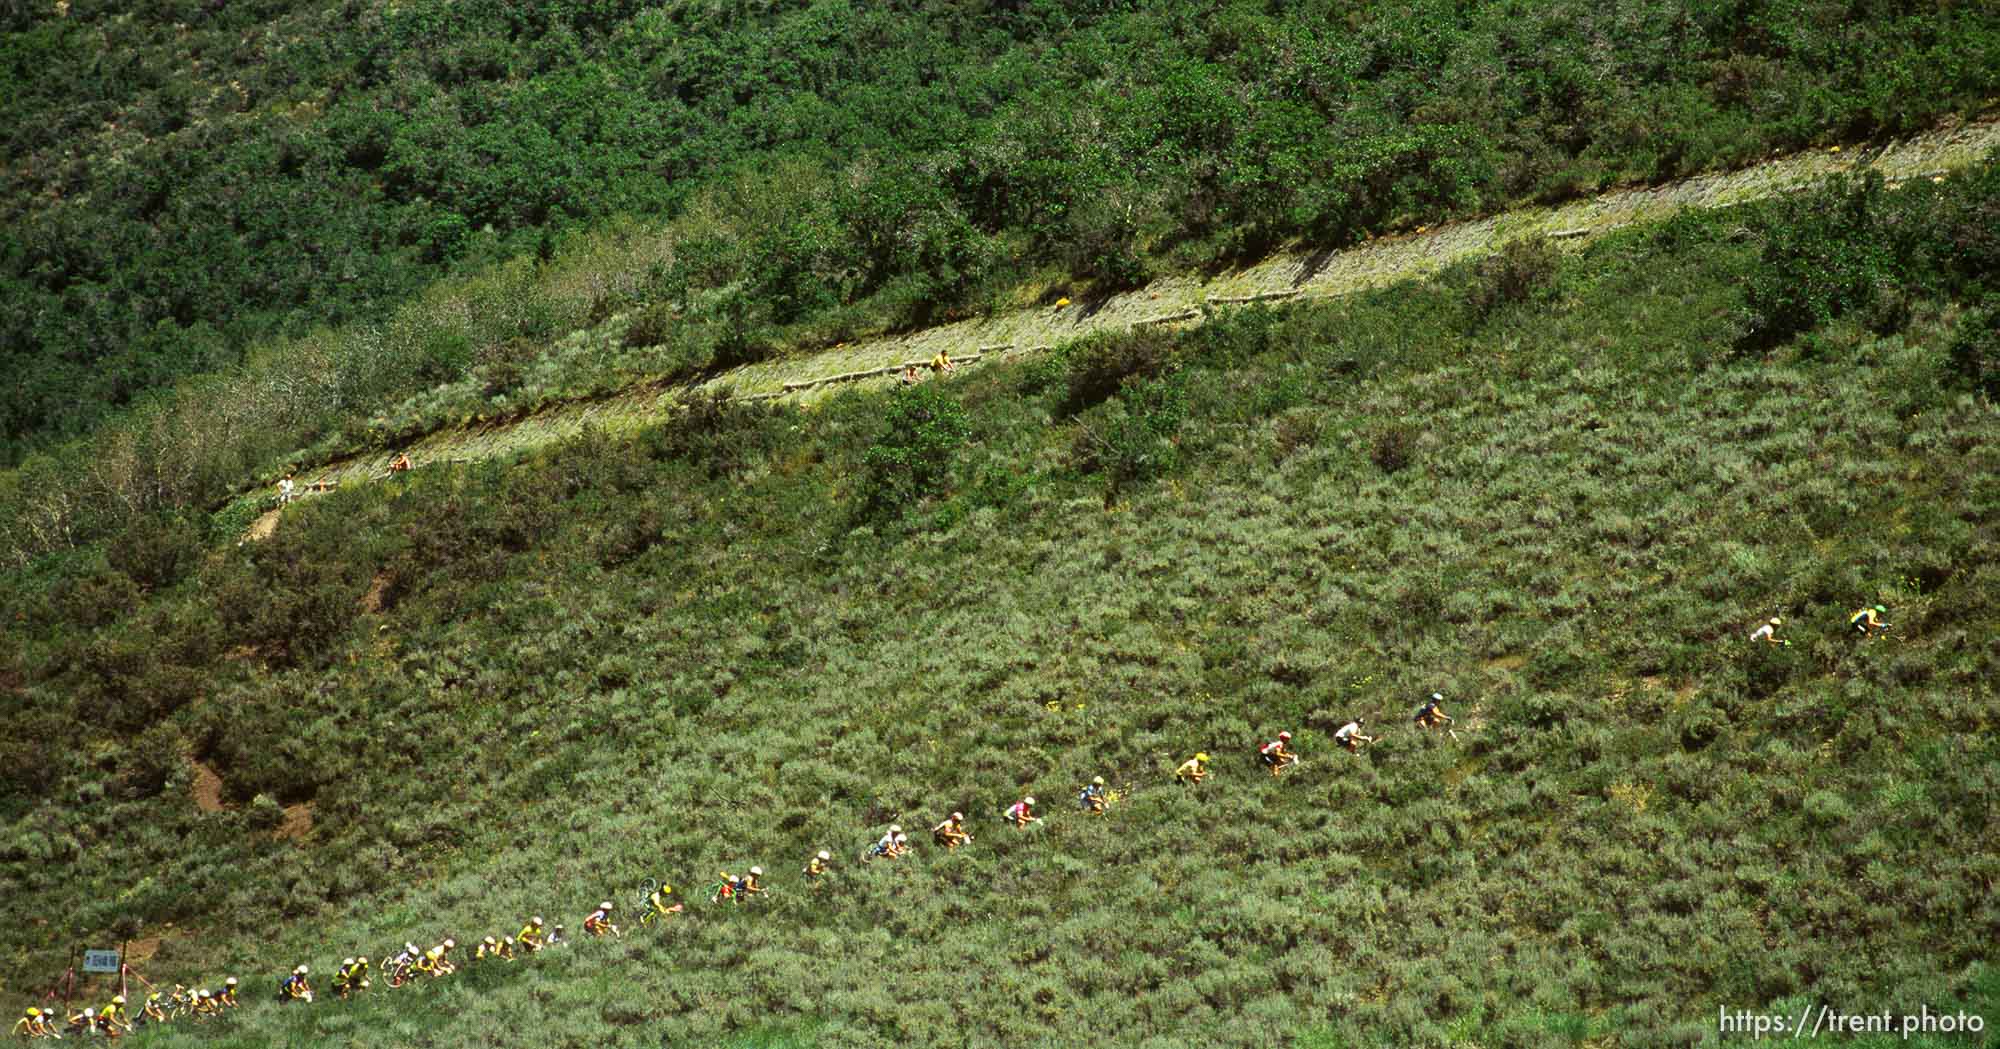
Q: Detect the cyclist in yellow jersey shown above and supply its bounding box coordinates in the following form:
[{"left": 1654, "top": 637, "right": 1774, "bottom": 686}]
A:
[
  {"left": 518, "top": 917, "right": 545, "bottom": 951},
  {"left": 641, "top": 883, "right": 682, "bottom": 924},
  {"left": 1850, "top": 605, "right": 1888, "bottom": 636},
  {"left": 804, "top": 850, "right": 832, "bottom": 877},
  {"left": 1176, "top": 753, "right": 1210, "bottom": 784},
  {"left": 12, "top": 1007, "right": 40, "bottom": 1037},
  {"left": 932, "top": 812, "right": 971, "bottom": 848}
]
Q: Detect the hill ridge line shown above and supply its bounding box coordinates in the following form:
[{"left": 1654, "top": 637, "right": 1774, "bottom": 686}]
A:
[{"left": 275, "top": 115, "right": 2000, "bottom": 508}]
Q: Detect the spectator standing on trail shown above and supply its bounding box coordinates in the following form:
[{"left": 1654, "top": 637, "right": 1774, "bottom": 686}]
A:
[{"left": 278, "top": 474, "right": 296, "bottom": 504}]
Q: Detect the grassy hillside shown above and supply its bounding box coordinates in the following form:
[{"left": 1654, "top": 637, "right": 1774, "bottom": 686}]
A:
[
  {"left": 5, "top": 0, "right": 1999, "bottom": 463},
  {"left": 2, "top": 170, "right": 1997, "bottom": 1046}
]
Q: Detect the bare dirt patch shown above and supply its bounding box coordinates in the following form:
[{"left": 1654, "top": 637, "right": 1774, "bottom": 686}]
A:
[
  {"left": 190, "top": 759, "right": 229, "bottom": 813},
  {"left": 1484, "top": 654, "right": 1526, "bottom": 673},
  {"left": 275, "top": 802, "right": 314, "bottom": 842},
  {"left": 359, "top": 570, "right": 392, "bottom": 614},
  {"left": 124, "top": 936, "right": 164, "bottom": 965},
  {"left": 243, "top": 507, "right": 281, "bottom": 542}
]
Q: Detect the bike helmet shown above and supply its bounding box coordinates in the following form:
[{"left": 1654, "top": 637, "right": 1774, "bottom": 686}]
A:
[
  {"left": 951, "top": 811, "right": 964, "bottom": 821},
  {"left": 531, "top": 917, "right": 543, "bottom": 926},
  {"left": 894, "top": 833, "right": 908, "bottom": 843},
  {"left": 82, "top": 1009, "right": 94, "bottom": 1018},
  {"left": 1092, "top": 776, "right": 1104, "bottom": 786},
  {"left": 24, "top": 1009, "right": 38, "bottom": 1019},
  {"left": 1770, "top": 617, "right": 1782, "bottom": 625},
  {"left": 817, "top": 850, "right": 831, "bottom": 860},
  {"left": 1874, "top": 605, "right": 1886, "bottom": 613},
  {"left": 443, "top": 939, "right": 456, "bottom": 949},
  {"left": 1023, "top": 796, "right": 1035, "bottom": 806},
  {"left": 889, "top": 825, "right": 901, "bottom": 834},
  {"left": 357, "top": 958, "right": 367, "bottom": 966},
  {"left": 750, "top": 866, "right": 763, "bottom": 876},
  {"left": 1278, "top": 731, "right": 1292, "bottom": 741},
  {"left": 296, "top": 966, "right": 308, "bottom": 975},
  {"left": 483, "top": 937, "right": 497, "bottom": 946},
  {"left": 225, "top": 978, "right": 238, "bottom": 987},
  {"left": 343, "top": 958, "right": 355, "bottom": 967},
  {"left": 1432, "top": 692, "right": 1444, "bottom": 701},
  {"left": 600, "top": 902, "right": 613, "bottom": 911},
  {"left": 1195, "top": 752, "right": 1209, "bottom": 762},
  {"left": 111, "top": 996, "right": 125, "bottom": 1005}
]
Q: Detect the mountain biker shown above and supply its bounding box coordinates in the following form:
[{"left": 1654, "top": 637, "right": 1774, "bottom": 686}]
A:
[
  {"left": 98, "top": 995, "right": 128, "bottom": 1033},
  {"left": 499, "top": 937, "right": 518, "bottom": 960},
  {"left": 335, "top": 958, "right": 369, "bottom": 999},
  {"left": 1259, "top": 732, "right": 1298, "bottom": 776},
  {"left": 1749, "top": 617, "right": 1787, "bottom": 645},
  {"left": 418, "top": 940, "right": 456, "bottom": 977},
  {"left": 217, "top": 979, "right": 239, "bottom": 1008},
  {"left": 11, "top": 1007, "right": 39, "bottom": 1037},
  {"left": 1414, "top": 694, "right": 1454, "bottom": 731},
  {"left": 1176, "top": 753, "right": 1210, "bottom": 784},
  {"left": 643, "top": 883, "right": 682, "bottom": 923},
  {"left": 933, "top": 812, "right": 971, "bottom": 848},
  {"left": 1004, "top": 796, "right": 1040, "bottom": 828},
  {"left": 584, "top": 902, "right": 620, "bottom": 938},
  {"left": 143, "top": 992, "right": 168, "bottom": 1023},
  {"left": 278, "top": 966, "right": 312, "bottom": 1002},
  {"left": 518, "top": 917, "right": 545, "bottom": 951},
  {"left": 740, "top": 867, "right": 766, "bottom": 899},
  {"left": 476, "top": 936, "right": 502, "bottom": 960},
  {"left": 66, "top": 1008, "right": 93, "bottom": 1034},
  {"left": 805, "top": 850, "right": 832, "bottom": 877},
  {"left": 865, "top": 826, "right": 904, "bottom": 861},
  {"left": 1334, "top": 719, "right": 1375, "bottom": 752},
  {"left": 930, "top": 350, "right": 954, "bottom": 375},
  {"left": 192, "top": 991, "right": 222, "bottom": 1019},
  {"left": 1078, "top": 776, "right": 1109, "bottom": 814},
  {"left": 546, "top": 925, "right": 567, "bottom": 947},
  {"left": 1850, "top": 604, "right": 1889, "bottom": 636}
]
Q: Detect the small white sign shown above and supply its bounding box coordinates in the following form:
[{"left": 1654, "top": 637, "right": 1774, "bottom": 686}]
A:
[{"left": 81, "top": 950, "right": 120, "bottom": 974}]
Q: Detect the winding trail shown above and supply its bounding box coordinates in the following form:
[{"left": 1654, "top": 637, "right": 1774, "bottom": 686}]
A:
[{"left": 270, "top": 115, "right": 2000, "bottom": 515}]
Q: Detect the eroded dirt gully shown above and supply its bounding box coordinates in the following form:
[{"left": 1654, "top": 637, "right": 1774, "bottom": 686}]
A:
[{"left": 263, "top": 115, "right": 2000, "bottom": 525}]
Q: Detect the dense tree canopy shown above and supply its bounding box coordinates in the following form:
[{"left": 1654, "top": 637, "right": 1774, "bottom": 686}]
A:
[{"left": 3, "top": 0, "right": 1996, "bottom": 462}]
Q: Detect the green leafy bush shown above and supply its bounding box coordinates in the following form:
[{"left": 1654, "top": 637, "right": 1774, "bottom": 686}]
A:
[{"left": 859, "top": 386, "right": 972, "bottom": 521}]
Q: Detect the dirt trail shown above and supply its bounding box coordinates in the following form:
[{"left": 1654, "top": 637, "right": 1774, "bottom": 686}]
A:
[{"left": 260, "top": 116, "right": 2000, "bottom": 519}]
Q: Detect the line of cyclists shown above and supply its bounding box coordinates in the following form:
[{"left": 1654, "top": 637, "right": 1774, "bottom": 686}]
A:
[{"left": 13, "top": 703, "right": 1472, "bottom": 1040}]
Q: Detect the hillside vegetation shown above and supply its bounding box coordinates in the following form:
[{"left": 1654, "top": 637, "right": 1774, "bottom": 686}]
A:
[
  {"left": 1, "top": 169, "right": 1996, "bottom": 1047},
  {"left": 4, "top": 0, "right": 1999, "bottom": 466}
]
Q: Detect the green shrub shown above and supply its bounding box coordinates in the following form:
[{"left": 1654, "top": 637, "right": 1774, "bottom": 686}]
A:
[
  {"left": 1070, "top": 368, "right": 1188, "bottom": 491},
  {"left": 1059, "top": 330, "right": 1179, "bottom": 417},
  {"left": 1466, "top": 234, "right": 1561, "bottom": 324},
  {"left": 1944, "top": 302, "right": 2000, "bottom": 399},
  {"left": 859, "top": 386, "right": 972, "bottom": 521},
  {"left": 104, "top": 512, "right": 202, "bottom": 592}
]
